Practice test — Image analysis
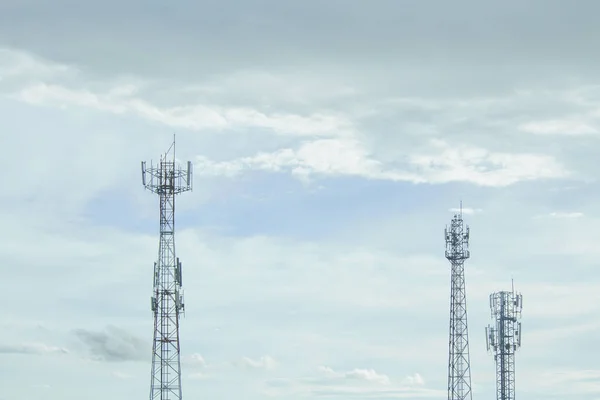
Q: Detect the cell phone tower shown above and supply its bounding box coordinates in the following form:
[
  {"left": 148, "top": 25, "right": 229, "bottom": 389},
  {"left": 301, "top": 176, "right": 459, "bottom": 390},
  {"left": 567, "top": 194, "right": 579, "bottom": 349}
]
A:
[
  {"left": 445, "top": 203, "right": 473, "bottom": 400},
  {"left": 141, "top": 137, "right": 193, "bottom": 400},
  {"left": 485, "top": 282, "right": 523, "bottom": 400}
]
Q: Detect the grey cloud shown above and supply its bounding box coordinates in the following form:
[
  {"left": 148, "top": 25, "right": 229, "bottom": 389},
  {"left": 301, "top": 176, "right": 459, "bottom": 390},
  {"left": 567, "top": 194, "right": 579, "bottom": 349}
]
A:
[
  {"left": 1, "top": 0, "right": 599, "bottom": 95},
  {"left": 73, "top": 325, "right": 147, "bottom": 362}
]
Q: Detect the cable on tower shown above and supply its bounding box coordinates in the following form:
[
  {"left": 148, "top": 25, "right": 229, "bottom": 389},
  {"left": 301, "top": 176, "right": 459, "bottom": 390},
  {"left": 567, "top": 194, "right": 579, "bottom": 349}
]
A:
[
  {"left": 485, "top": 283, "right": 523, "bottom": 400},
  {"left": 141, "top": 136, "right": 193, "bottom": 400},
  {"left": 445, "top": 206, "right": 473, "bottom": 400}
]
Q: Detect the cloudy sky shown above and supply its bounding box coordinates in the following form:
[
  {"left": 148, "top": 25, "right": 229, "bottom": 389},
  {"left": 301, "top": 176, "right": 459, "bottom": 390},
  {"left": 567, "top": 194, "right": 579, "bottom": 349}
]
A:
[{"left": 2, "top": 0, "right": 600, "bottom": 399}]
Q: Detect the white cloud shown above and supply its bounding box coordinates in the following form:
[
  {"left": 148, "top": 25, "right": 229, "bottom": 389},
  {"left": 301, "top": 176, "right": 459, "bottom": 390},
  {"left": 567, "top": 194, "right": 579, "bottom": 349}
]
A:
[
  {"left": 519, "top": 119, "right": 598, "bottom": 135},
  {"left": 0, "top": 343, "right": 69, "bottom": 355},
  {"left": 194, "top": 138, "right": 390, "bottom": 182},
  {"left": 403, "top": 373, "right": 426, "bottom": 386},
  {"left": 406, "top": 139, "right": 568, "bottom": 186},
  {"left": 0, "top": 48, "right": 74, "bottom": 80},
  {"left": 31, "top": 384, "right": 52, "bottom": 389},
  {"left": 343, "top": 369, "right": 392, "bottom": 385},
  {"left": 526, "top": 321, "right": 600, "bottom": 349},
  {"left": 14, "top": 82, "right": 351, "bottom": 137},
  {"left": 534, "top": 211, "right": 585, "bottom": 219},
  {"left": 185, "top": 353, "right": 207, "bottom": 367},
  {"left": 111, "top": 371, "right": 132, "bottom": 380},
  {"left": 449, "top": 207, "right": 483, "bottom": 215},
  {"left": 264, "top": 367, "right": 439, "bottom": 398},
  {"left": 195, "top": 138, "right": 568, "bottom": 186},
  {"left": 531, "top": 369, "right": 600, "bottom": 396},
  {"left": 318, "top": 366, "right": 392, "bottom": 385},
  {"left": 238, "top": 355, "right": 278, "bottom": 370},
  {"left": 189, "top": 372, "right": 210, "bottom": 380},
  {"left": 549, "top": 211, "right": 584, "bottom": 218}
]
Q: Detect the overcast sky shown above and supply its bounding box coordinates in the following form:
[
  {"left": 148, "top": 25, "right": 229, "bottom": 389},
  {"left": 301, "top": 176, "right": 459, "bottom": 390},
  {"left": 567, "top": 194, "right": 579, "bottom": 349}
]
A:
[{"left": 1, "top": 1, "right": 600, "bottom": 399}]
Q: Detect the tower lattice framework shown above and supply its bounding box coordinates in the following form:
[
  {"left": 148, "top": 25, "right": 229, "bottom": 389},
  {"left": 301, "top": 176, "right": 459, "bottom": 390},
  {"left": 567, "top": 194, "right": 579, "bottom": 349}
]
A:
[
  {"left": 486, "top": 286, "right": 523, "bottom": 400},
  {"left": 142, "top": 139, "right": 193, "bottom": 400},
  {"left": 445, "top": 207, "right": 473, "bottom": 400}
]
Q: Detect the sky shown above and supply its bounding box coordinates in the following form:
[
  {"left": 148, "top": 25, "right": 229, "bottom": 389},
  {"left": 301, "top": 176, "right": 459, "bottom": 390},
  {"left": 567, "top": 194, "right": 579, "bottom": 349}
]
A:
[{"left": 1, "top": 0, "right": 600, "bottom": 399}]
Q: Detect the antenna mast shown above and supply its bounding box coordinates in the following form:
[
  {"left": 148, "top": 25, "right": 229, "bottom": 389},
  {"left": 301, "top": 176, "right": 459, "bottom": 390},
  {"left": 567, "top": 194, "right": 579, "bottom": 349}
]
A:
[
  {"left": 141, "top": 137, "right": 193, "bottom": 400},
  {"left": 445, "top": 206, "right": 473, "bottom": 400},
  {"left": 485, "top": 286, "right": 523, "bottom": 400}
]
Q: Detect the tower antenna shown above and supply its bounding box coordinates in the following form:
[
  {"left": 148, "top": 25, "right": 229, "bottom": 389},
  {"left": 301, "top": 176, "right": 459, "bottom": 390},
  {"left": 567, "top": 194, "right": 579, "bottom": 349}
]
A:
[
  {"left": 445, "top": 204, "right": 473, "bottom": 400},
  {"left": 141, "top": 139, "right": 194, "bottom": 400},
  {"left": 485, "top": 284, "right": 523, "bottom": 400}
]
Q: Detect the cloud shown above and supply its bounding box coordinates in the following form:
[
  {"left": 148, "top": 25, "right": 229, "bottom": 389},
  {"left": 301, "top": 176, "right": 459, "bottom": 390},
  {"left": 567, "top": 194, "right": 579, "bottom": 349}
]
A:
[
  {"left": 237, "top": 355, "right": 277, "bottom": 370},
  {"left": 318, "top": 366, "right": 391, "bottom": 385},
  {"left": 111, "top": 371, "right": 133, "bottom": 380},
  {"left": 547, "top": 370, "right": 600, "bottom": 382},
  {"left": 0, "top": 47, "right": 74, "bottom": 81},
  {"left": 536, "top": 211, "right": 585, "bottom": 219},
  {"left": 402, "top": 373, "right": 426, "bottom": 386},
  {"left": 533, "top": 369, "right": 600, "bottom": 396},
  {"left": 264, "top": 367, "right": 437, "bottom": 398},
  {"left": 1, "top": 17, "right": 600, "bottom": 398},
  {"left": 195, "top": 138, "right": 568, "bottom": 187},
  {"left": 14, "top": 82, "right": 351, "bottom": 137},
  {"left": 0, "top": 342, "right": 68, "bottom": 355},
  {"left": 526, "top": 321, "right": 600, "bottom": 348},
  {"left": 189, "top": 372, "right": 210, "bottom": 380},
  {"left": 184, "top": 353, "right": 207, "bottom": 367},
  {"left": 406, "top": 139, "right": 569, "bottom": 186},
  {"left": 549, "top": 211, "right": 585, "bottom": 218},
  {"left": 449, "top": 207, "right": 482, "bottom": 215},
  {"left": 519, "top": 119, "right": 598, "bottom": 135},
  {"left": 73, "top": 326, "right": 147, "bottom": 362},
  {"left": 31, "top": 384, "right": 52, "bottom": 389},
  {"left": 195, "top": 138, "right": 390, "bottom": 182}
]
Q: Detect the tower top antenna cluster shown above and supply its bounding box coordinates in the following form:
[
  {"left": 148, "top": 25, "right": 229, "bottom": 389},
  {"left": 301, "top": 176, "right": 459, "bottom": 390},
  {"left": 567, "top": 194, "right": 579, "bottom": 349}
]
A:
[
  {"left": 486, "top": 289, "right": 523, "bottom": 354},
  {"left": 445, "top": 205, "right": 470, "bottom": 263},
  {"left": 141, "top": 135, "right": 193, "bottom": 195}
]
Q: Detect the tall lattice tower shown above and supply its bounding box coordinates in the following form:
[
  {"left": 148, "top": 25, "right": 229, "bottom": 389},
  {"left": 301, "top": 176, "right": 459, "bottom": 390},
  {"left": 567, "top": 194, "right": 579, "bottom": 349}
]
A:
[
  {"left": 445, "top": 204, "right": 473, "bottom": 400},
  {"left": 142, "top": 138, "right": 193, "bottom": 400},
  {"left": 485, "top": 283, "right": 523, "bottom": 400}
]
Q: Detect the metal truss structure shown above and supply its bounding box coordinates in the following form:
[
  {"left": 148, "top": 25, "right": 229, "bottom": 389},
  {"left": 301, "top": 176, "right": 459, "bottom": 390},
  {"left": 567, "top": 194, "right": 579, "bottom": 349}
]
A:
[
  {"left": 486, "top": 285, "right": 523, "bottom": 400},
  {"left": 142, "top": 138, "right": 193, "bottom": 400},
  {"left": 445, "top": 205, "right": 473, "bottom": 400}
]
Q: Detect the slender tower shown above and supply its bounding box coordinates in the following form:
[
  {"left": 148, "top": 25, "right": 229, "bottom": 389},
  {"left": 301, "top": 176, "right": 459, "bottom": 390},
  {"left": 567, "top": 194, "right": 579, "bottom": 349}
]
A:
[
  {"left": 485, "top": 283, "right": 523, "bottom": 400},
  {"left": 142, "top": 138, "right": 193, "bottom": 400},
  {"left": 445, "top": 204, "right": 473, "bottom": 400}
]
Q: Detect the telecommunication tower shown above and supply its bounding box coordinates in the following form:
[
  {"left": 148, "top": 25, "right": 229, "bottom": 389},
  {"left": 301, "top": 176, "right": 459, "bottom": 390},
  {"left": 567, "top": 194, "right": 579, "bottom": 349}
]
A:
[
  {"left": 445, "top": 204, "right": 473, "bottom": 400},
  {"left": 485, "top": 283, "right": 523, "bottom": 400},
  {"left": 142, "top": 138, "right": 193, "bottom": 400}
]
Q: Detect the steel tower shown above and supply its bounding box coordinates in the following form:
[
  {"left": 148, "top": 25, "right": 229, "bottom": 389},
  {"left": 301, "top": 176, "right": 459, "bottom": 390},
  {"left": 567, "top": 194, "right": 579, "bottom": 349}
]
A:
[
  {"left": 142, "top": 138, "right": 193, "bottom": 400},
  {"left": 445, "top": 205, "right": 473, "bottom": 400},
  {"left": 485, "top": 284, "right": 523, "bottom": 400}
]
